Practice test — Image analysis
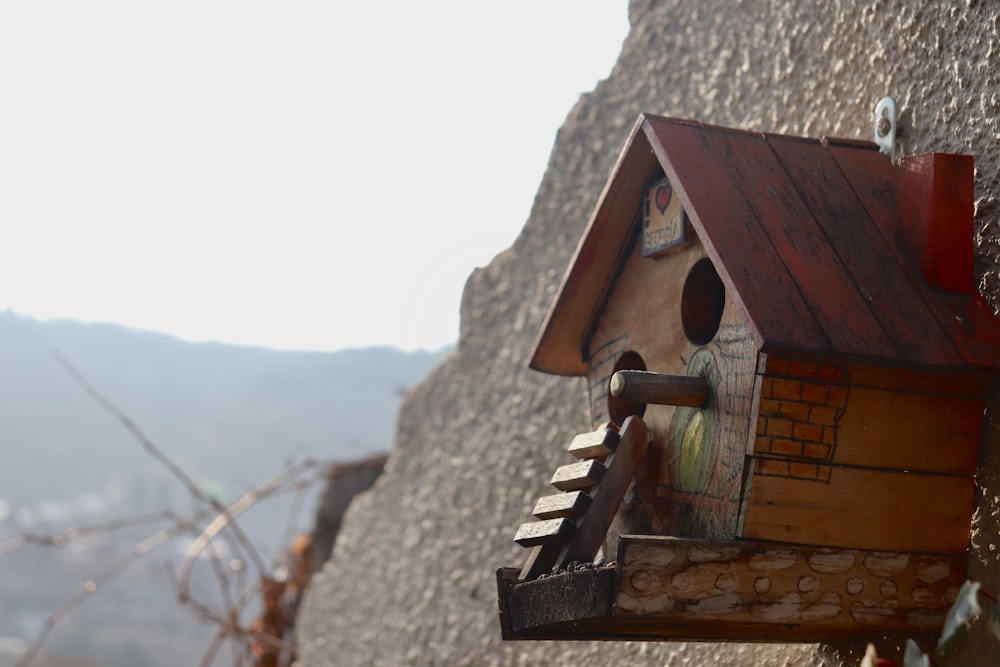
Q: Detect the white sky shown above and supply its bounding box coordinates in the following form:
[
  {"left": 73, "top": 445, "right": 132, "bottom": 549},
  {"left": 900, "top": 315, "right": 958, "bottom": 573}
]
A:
[{"left": 0, "top": 2, "right": 629, "bottom": 352}]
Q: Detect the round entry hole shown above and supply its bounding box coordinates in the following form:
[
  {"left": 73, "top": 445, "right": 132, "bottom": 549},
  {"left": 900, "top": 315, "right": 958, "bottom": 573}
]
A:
[{"left": 681, "top": 258, "right": 725, "bottom": 345}]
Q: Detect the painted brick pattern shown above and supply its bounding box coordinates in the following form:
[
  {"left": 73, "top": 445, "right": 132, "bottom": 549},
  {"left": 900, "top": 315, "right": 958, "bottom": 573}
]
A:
[
  {"left": 586, "top": 334, "right": 629, "bottom": 424},
  {"left": 753, "top": 358, "right": 850, "bottom": 482}
]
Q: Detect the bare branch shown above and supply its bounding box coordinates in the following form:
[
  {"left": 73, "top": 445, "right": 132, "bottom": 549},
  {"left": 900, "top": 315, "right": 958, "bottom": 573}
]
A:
[
  {"left": 0, "top": 510, "right": 186, "bottom": 556},
  {"left": 12, "top": 352, "right": 337, "bottom": 666},
  {"left": 52, "top": 349, "right": 268, "bottom": 574},
  {"left": 177, "top": 459, "right": 317, "bottom": 604},
  {"left": 15, "top": 507, "right": 210, "bottom": 667},
  {"left": 199, "top": 627, "right": 228, "bottom": 667}
]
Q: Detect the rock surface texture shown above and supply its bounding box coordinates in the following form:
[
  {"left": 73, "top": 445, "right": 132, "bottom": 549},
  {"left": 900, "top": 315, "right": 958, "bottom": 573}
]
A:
[
  {"left": 297, "top": 1, "right": 1000, "bottom": 665},
  {"left": 308, "top": 454, "right": 388, "bottom": 576}
]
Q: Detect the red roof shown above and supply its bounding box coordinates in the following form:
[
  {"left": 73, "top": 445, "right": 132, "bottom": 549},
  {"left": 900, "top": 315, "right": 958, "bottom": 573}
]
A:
[{"left": 531, "top": 114, "right": 1000, "bottom": 376}]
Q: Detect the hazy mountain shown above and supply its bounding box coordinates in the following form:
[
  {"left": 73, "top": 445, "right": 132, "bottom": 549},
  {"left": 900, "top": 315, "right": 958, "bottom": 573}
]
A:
[
  {"left": 0, "top": 310, "right": 448, "bottom": 666},
  {"left": 0, "top": 309, "right": 448, "bottom": 513}
]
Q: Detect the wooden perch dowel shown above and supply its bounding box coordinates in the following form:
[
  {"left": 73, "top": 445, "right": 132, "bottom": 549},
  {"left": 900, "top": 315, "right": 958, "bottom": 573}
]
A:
[{"left": 609, "top": 371, "right": 710, "bottom": 408}]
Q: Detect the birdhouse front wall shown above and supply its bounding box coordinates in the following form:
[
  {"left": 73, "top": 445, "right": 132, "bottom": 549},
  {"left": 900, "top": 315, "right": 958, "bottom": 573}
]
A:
[{"left": 583, "top": 224, "right": 758, "bottom": 543}]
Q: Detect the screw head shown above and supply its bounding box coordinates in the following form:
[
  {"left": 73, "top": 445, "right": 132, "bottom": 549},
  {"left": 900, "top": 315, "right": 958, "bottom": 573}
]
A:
[{"left": 877, "top": 115, "right": 892, "bottom": 137}]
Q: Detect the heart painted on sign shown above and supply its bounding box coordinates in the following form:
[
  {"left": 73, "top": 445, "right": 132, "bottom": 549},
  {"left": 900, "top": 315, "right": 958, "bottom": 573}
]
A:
[{"left": 656, "top": 184, "right": 671, "bottom": 214}]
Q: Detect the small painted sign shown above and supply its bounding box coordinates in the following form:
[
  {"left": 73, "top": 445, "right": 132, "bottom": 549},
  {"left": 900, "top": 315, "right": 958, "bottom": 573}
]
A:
[{"left": 642, "top": 176, "right": 686, "bottom": 256}]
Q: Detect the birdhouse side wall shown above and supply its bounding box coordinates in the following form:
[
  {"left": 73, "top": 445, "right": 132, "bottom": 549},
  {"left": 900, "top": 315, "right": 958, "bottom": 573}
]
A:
[
  {"left": 740, "top": 355, "right": 987, "bottom": 554},
  {"left": 583, "top": 229, "right": 759, "bottom": 544}
]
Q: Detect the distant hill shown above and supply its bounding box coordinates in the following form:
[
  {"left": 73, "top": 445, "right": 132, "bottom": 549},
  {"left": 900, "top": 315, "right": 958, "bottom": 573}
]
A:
[
  {"left": 0, "top": 310, "right": 449, "bottom": 666},
  {"left": 0, "top": 309, "right": 449, "bottom": 516}
]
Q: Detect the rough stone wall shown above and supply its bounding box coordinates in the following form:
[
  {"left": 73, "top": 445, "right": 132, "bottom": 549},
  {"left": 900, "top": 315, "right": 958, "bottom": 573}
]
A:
[
  {"left": 296, "top": 1, "right": 1000, "bottom": 665},
  {"left": 308, "top": 454, "right": 388, "bottom": 576}
]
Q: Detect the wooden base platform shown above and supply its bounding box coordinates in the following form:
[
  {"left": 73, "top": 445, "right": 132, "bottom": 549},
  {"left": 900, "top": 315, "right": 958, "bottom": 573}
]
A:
[{"left": 497, "top": 535, "right": 964, "bottom": 642}]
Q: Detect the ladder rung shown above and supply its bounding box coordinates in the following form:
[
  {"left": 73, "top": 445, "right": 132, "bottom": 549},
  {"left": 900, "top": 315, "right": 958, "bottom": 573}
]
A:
[
  {"left": 550, "top": 459, "right": 605, "bottom": 491},
  {"left": 567, "top": 423, "right": 619, "bottom": 459},
  {"left": 532, "top": 491, "right": 591, "bottom": 520},
  {"left": 513, "top": 518, "right": 574, "bottom": 548}
]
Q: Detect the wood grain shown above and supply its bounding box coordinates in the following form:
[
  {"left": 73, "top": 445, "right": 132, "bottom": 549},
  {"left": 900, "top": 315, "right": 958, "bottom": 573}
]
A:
[
  {"left": 610, "top": 370, "right": 710, "bottom": 407},
  {"left": 567, "top": 423, "right": 619, "bottom": 459},
  {"left": 532, "top": 491, "right": 591, "bottom": 520},
  {"left": 550, "top": 459, "right": 605, "bottom": 492},
  {"left": 708, "top": 128, "right": 895, "bottom": 360},
  {"left": 740, "top": 466, "right": 974, "bottom": 553},
  {"left": 643, "top": 116, "right": 828, "bottom": 353},
  {"left": 513, "top": 518, "right": 574, "bottom": 548},
  {"left": 768, "top": 134, "right": 960, "bottom": 367},
  {"left": 498, "top": 566, "right": 616, "bottom": 636},
  {"left": 829, "top": 141, "right": 1000, "bottom": 372},
  {"left": 832, "top": 386, "right": 984, "bottom": 474},
  {"left": 756, "top": 357, "right": 986, "bottom": 475}
]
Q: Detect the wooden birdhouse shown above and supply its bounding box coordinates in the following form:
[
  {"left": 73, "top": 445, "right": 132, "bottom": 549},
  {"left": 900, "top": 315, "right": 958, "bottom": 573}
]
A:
[{"left": 497, "top": 114, "right": 1000, "bottom": 643}]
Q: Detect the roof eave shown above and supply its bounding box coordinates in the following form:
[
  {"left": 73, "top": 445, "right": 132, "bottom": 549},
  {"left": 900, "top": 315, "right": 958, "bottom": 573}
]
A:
[{"left": 529, "top": 114, "right": 663, "bottom": 376}]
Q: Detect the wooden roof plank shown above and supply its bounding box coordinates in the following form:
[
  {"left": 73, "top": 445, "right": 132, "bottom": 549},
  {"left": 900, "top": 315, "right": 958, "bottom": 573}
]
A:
[
  {"left": 697, "top": 125, "right": 896, "bottom": 360},
  {"left": 642, "top": 117, "right": 827, "bottom": 354},
  {"left": 531, "top": 114, "right": 1000, "bottom": 377},
  {"left": 823, "top": 138, "right": 900, "bottom": 241},
  {"left": 932, "top": 293, "right": 1000, "bottom": 371},
  {"left": 828, "top": 142, "right": 1000, "bottom": 371},
  {"left": 767, "top": 134, "right": 963, "bottom": 368}
]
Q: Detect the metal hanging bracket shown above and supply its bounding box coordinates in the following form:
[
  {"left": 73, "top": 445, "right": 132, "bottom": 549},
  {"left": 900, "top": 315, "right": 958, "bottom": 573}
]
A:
[{"left": 874, "top": 96, "right": 897, "bottom": 161}]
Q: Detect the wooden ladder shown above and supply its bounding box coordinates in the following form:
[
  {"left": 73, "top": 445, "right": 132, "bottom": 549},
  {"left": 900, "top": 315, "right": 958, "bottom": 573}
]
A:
[{"left": 513, "top": 415, "right": 650, "bottom": 580}]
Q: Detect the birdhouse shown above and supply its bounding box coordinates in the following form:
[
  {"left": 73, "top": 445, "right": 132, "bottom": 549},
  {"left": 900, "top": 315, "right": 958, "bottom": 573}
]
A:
[{"left": 496, "top": 114, "right": 1000, "bottom": 643}]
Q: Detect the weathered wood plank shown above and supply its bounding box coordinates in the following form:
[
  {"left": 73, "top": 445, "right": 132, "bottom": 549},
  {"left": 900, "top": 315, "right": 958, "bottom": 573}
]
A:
[
  {"left": 932, "top": 293, "right": 1000, "bottom": 372},
  {"left": 499, "top": 536, "right": 963, "bottom": 641},
  {"left": 532, "top": 491, "right": 591, "bottom": 520},
  {"left": 768, "top": 135, "right": 961, "bottom": 368},
  {"left": 556, "top": 415, "right": 649, "bottom": 567},
  {"left": 707, "top": 129, "right": 894, "bottom": 360},
  {"left": 824, "top": 138, "right": 899, "bottom": 241},
  {"left": 616, "top": 536, "right": 963, "bottom": 639},
  {"left": 550, "top": 459, "right": 605, "bottom": 492},
  {"left": 498, "top": 565, "right": 616, "bottom": 635},
  {"left": 828, "top": 142, "right": 1000, "bottom": 372},
  {"left": 844, "top": 363, "right": 988, "bottom": 397},
  {"left": 513, "top": 518, "right": 574, "bottom": 548},
  {"left": 496, "top": 567, "right": 520, "bottom": 640},
  {"left": 757, "top": 353, "right": 990, "bottom": 398},
  {"left": 567, "top": 423, "right": 619, "bottom": 459},
  {"left": 643, "top": 116, "right": 829, "bottom": 353},
  {"left": 833, "top": 386, "right": 984, "bottom": 474},
  {"left": 610, "top": 370, "right": 710, "bottom": 407},
  {"left": 740, "top": 466, "right": 974, "bottom": 553}
]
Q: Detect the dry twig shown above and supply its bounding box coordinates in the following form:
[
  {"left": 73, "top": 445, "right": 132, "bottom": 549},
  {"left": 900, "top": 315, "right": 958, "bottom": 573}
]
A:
[{"left": 3, "top": 352, "right": 338, "bottom": 666}]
